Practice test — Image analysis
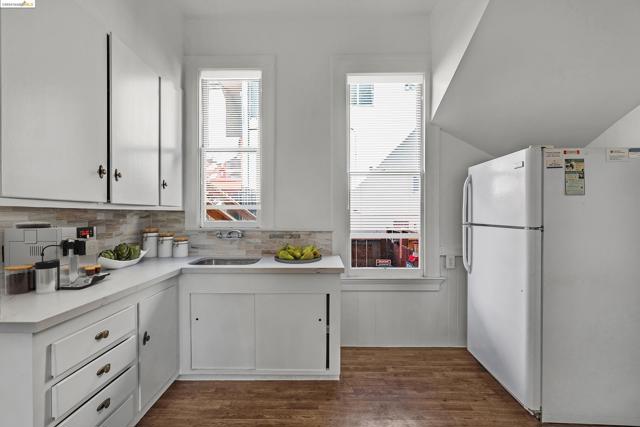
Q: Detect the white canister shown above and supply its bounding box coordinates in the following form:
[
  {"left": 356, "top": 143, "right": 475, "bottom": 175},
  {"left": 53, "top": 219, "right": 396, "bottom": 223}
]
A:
[
  {"left": 158, "top": 233, "right": 175, "bottom": 258},
  {"left": 173, "top": 236, "right": 189, "bottom": 258},
  {"left": 142, "top": 228, "right": 159, "bottom": 258}
]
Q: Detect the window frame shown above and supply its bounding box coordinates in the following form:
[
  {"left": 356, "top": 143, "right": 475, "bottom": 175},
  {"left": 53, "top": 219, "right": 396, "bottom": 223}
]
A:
[
  {"left": 346, "top": 73, "right": 425, "bottom": 279},
  {"left": 198, "top": 70, "right": 263, "bottom": 228},
  {"left": 184, "top": 55, "right": 275, "bottom": 231},
  {"left": 331, "top": 54, "right": 441, "bottom": 281}
]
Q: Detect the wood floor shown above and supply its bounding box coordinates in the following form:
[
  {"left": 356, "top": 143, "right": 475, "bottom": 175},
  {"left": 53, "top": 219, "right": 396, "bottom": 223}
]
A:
[{"left": 137, "top": 348, "right": 594, "bottom": 427}]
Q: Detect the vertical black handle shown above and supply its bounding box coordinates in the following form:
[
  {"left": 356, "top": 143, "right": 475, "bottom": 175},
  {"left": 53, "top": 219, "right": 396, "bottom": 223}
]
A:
[
  {"left": 114, "top": 169, "right": 122, "bottom": 181},
  {"left": 143, "top": 331, "right": 151, "bottom": 345},
  {"left": 162, "top": 179, "right": 168, "bottom": 189},
  {"left": 97, "top": 164, "right": 107, "bottom": 179}
]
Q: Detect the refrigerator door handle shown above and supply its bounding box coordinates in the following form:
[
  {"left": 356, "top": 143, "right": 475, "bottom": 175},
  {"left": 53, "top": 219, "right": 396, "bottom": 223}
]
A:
[
  {"left": 467, "top": 225, "right": 473, "bottom": 272},
  {"left": 462, "top": 225, "right": 472, "bottom": 273},
  {"left": 462, "top": 175, "right": 472, "bottom": 224}
]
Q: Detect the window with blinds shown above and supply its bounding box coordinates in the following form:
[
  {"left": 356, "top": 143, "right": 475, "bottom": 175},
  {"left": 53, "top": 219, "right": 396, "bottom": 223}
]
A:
[
  {"left": 348, "top": 74, "right": 424, "bottom": 270},
  {"left": 199, "top": 70, "right": 261, "bottom": 225}
]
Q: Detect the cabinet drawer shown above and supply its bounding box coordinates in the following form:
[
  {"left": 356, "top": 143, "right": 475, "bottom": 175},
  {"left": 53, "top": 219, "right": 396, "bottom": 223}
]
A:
[
  {"left": 51, "top": 306, "right": 136, "bottom": 377},
  {"left": 51, "top": 335, "right": 136, "bottom": 419},
  {"left": 58, "top": 366, "right": 137, "bottom": 427},
  {"left": 99, "top": 394, "right": 135, "bottom": 427}
]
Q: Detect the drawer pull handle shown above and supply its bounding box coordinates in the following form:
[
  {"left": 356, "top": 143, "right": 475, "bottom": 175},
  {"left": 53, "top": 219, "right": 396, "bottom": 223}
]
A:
[
  {"left": 97, "top": 397, "right": 111, "bottom": 412},
  {"left": 94, "top": 330, "right": 110, "bottom": 341},
  {"left": 96, "top": 363, "right": 111, "bottom": 377},
  {"left": 143, "top": 331, "right": 151, "bottom": 346}
]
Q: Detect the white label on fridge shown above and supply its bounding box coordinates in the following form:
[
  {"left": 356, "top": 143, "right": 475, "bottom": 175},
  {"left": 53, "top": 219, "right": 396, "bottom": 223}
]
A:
[
  {"left": 544, "top": 149, "right": 564, "bottom": 168},
  {"left": 606, "top": 148, "right": 629, "bottom": 162},
  {"left": 564, "top": 158, "right": 585, "bottom": 196}
]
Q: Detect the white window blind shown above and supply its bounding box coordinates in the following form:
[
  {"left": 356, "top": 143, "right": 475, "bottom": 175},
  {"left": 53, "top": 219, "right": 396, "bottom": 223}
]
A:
[
  {"left": 200, "top": 70, "right": 261, "bottom": 225},
  {"left": 348, "top": 74, "right": 423, "bottom": 270}
]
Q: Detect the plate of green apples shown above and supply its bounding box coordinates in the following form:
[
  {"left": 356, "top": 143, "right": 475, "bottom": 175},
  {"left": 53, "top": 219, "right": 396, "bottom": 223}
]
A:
[{"left": 274, "top": 244, "right": 322, "bottom": 264}]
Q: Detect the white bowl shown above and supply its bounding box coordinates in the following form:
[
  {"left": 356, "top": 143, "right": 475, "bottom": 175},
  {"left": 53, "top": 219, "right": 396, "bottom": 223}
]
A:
[{"left": 98, "top": 250, "right": 148, "bottom": 270}]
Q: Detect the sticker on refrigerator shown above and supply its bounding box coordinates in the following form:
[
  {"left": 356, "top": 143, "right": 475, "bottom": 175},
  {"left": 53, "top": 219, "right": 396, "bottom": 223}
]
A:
[
  {"left": 606, "top": 148, "right": 629, "bottom": 162},
  {"left": 564, "top": 158, "right": 585, "bottom": 196},
  {"left": 629, "top": 148, "right": 640, "bottom": 159},
  {"left": 544, "top": 149, "right": 564, "bottom": 168}
]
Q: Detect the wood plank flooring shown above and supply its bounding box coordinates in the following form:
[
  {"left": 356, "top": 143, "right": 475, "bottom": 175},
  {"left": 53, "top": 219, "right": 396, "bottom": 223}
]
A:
[{"left": 137, "top": 348, "right": 595, "bottom": 427}]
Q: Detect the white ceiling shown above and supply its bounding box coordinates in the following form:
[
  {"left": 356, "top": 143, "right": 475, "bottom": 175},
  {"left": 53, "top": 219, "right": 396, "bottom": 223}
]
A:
[
  {"left": 432, "top": 0, "right": 640, "bottom": 156},
  {"left": 178, "top": 0, "right": 438, "bottom": 18}
]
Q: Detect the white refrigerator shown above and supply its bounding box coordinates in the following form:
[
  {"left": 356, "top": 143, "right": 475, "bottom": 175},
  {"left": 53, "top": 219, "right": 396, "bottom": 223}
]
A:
[{"left": 463, "top": 146, "right": 640, "bottom": 426}]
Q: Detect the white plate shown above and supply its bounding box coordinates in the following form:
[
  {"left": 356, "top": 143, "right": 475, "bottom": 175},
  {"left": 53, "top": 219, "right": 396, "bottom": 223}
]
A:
[{"left": 98, "top": 250, "right": 148, "bottom": 270}]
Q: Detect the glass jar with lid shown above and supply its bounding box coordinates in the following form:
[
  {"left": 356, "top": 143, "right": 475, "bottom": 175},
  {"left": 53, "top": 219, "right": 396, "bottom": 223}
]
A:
[{"left": 4, "top": 265, "right": 34, "bottom": 295}]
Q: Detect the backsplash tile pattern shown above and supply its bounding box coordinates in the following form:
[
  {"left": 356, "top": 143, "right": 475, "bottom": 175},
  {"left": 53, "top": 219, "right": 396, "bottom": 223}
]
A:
[
  {"left": 148, "top": 212, "right": 332, "bottom": 258},
  {"left": 0, "top": 207, "right": 332, "bottom": 266},
  {"left": 0, "top": 207, "right": 151, "bottom": 255}
]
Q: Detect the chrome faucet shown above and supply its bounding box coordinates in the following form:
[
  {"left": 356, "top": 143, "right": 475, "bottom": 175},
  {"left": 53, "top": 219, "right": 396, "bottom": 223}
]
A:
[{"left": 215, "top": 230, "right": 244, "bottom": 240}]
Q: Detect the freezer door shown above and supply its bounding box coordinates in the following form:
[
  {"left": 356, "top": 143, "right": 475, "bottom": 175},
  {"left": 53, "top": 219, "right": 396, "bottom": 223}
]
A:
[
  {"left": 466, "top": 148, "right": 542, "bottom": 227},
  {"left": 467, "top": 225, "right": 541, "bottom": 412},
  {"left": 542, "top": 148, "right": 640, "bottom": 425}
]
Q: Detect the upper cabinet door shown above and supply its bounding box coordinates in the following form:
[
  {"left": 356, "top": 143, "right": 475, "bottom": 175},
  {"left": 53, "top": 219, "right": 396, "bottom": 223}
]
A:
[
  {"left": 109, "top": 34, "right": 159, "bottom": 206},
  {"left": 0, "top": 0, "right": 108, "bottom": 202},
  {"left": 160, "top": 79, "right": 183, "bottom": 207}
]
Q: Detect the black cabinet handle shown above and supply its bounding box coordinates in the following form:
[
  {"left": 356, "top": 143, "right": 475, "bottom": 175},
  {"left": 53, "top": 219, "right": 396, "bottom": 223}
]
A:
[
  {"left": 94, "top": 330, "right": 110, "bottom": 341},
  {"left": 97, "top": 164, "right": 107, "bottom": 179},
  {"left": 162, "top": 179, "right": 168, "bottom": 189},
  {"left": 96, "top": 363, "right": 111, "bottom": 377},
  {"left": 97, "top": 397, "right": 111, "bottom": 412},
  {"left": 114, "top": 169, "right": 122, "bottom": 181},
  {"left": 143, "top": 331, "right": 151, "bottom": 345}
]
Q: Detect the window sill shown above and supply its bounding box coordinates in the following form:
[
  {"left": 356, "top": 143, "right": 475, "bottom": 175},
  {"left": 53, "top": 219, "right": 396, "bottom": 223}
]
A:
[{"left": 340, "top": 276, "right": 446, "bottom": 291}]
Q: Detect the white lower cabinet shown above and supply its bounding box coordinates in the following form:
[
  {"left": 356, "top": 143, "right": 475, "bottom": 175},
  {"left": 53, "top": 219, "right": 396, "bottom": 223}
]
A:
[
  {"left": 181, "top": 273, "right": 341, "bottom": 378},
  {"left": 139, "top": 285, "right": 179, "bottom": 411},
  {"left": 99, "top": 395, "right": 135, "bottom": 427},
  {"left": 255, "top": 294, "right": 327, "bottom": 371},
  {"left": 191, "top": 293, "right": 256, "bottom": 370},
  {"left": 58, "top": 366, "right": 137, "bottom": 427},
  {"left": 51, "top": 335, "right": 136, "bottom": 419}
]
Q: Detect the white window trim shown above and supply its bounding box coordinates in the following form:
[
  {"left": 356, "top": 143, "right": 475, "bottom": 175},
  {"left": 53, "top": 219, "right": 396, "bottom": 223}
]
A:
[
  {"left": 184, "top": 55, "right": 275, "bottom": 230},
  {"left": 331, "top": 54, "right": 441, "bottom": 280}
]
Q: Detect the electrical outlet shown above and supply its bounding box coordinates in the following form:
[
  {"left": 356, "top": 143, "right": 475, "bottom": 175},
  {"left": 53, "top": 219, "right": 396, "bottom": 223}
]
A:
[{"left": 445, "top": 255, "right": 456, "bottom": 269}]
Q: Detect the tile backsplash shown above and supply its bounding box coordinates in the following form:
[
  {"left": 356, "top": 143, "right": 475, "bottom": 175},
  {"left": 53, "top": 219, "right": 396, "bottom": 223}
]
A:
[
  {"left": 0, "top": 207, "right": 332, "bottom": 265},
  {"left": 149, "top": 211, "right": 332, "bottom": 258}
]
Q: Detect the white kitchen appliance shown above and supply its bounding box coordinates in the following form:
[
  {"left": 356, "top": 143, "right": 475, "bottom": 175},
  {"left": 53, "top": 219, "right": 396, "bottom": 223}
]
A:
[{"left": 463, "top": 146, "right": 640, "bottom": 425}]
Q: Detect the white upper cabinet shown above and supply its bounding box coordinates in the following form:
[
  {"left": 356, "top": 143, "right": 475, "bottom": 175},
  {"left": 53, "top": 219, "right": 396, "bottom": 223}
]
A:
[
  {"left": 0, "top": 0, "right": 108, "bottom": 202},
  {"left": 109, "top": 34, "right": 159, "bottom": 206},
  {"left": 160, "top": 79, "right": 183, "bottom": 207}
]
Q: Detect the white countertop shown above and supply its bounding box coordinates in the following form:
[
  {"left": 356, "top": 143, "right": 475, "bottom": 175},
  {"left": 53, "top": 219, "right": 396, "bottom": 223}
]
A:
[{"left": 0, "top": 255, "right": 344, "bottom": 333}]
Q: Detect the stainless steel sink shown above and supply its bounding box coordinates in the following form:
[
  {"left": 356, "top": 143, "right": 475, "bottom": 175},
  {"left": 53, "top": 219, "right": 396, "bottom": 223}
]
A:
[{"left": 188, "top": 257, "right": 261, "bottom": 266}]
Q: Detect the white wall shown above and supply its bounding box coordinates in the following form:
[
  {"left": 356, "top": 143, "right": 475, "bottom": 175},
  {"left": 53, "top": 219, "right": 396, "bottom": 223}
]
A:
[
  {"left": 185, "top": 15, "right": 430, "bottom": 230},
  {"left": 439, "top": 131, "right": 493, "bottom": 253},
  {"left": 78, "top": 0, "right": 183, "bottom": 86},
  {"left": 430, "top": 0, "right": 489, "bottom": 119},
  {"left": 184, "top": 14, "right": 493, "bottom": 346},
  {"left": 588, "top": 104, "right": 640, "bottom": 148}
]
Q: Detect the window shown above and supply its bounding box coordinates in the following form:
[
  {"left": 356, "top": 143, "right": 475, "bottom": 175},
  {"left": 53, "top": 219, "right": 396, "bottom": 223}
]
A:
[
  {"left": 350, "top": 84, "right": 373, "bottom": 106},
  {"left": 348, "top": 74, "right": 424, "bottom": 272},
  {"left": 199, "top": 70, "right": 261, "bottom": 226}
]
